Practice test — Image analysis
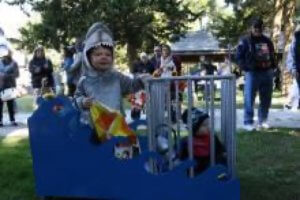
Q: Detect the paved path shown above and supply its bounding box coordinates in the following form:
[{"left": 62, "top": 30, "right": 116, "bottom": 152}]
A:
[
  {"left": 1, "top": 109, "right": 300, "bottom": 138},
  {"left": 0, "top": 113, "right": 31, "bottom": 138}
]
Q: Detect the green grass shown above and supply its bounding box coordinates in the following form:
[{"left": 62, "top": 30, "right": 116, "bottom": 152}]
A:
[
  {"left": 0, "top": 137, "right": 36, "bottom": 200},
  {"left": 2, "top": 95, "right": 34, "bottom": 113},
  {"left": 0, "top": 128, "right": 299, "bottom": 200},
  {"left": 1, "top": 90, "right": 285, "bottom": 114},
  {"left": 192, "top": 90, "right": 285, "bottom": 109},
  {"left": 152, "top": 89, "right": 286, "bottom": 110},
  {"left": 16, "top": 96, "right": 35, "bottom": 113},
  {"left": 238, "top": 129, "right": 300, "bottom": 200}
]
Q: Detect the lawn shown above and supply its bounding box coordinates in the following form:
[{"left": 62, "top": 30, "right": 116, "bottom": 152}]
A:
[
  {"left": 0, "top": 128, "right": 299, "bottom": 200},
  {"left": 0, "top": 89, "right": 286, "bottom": 115},
  {"left": 0, "top": 137, "right": 36, "bottom": 200},
  {"left": 2, "top": 95, "right": 35, "bottom": 113},
  {"left": 15, "top": 96, "right": 35, "bottom": 113},
  {"left": 238, "top": 129, "right": 300, "bottom": 200},
  {"left": 192, "top": 90, "right": 286, "bottom": 109}
]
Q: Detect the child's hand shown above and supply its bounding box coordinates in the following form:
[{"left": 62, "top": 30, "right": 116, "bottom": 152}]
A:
[
  {"left": 153, "top": 68, "right": 162, "bottom": 77},
  {"left": 172, "top": 70, "right": 177, "bottom": 76},
  {"left": 82, "top": 97, "right": 93, "bottom": 109}
]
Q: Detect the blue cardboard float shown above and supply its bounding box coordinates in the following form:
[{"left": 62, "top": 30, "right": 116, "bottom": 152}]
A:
[{"left": 28, "top": 96, "right": 240, "bottom": 200}]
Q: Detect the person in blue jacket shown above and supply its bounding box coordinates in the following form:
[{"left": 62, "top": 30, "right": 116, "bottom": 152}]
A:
[
  {"left": 0, "top": 46, "right": 19, "bottom": 126},
  {"left": 62, "top": 46, "right": 75, "bottom": 96},
  {"left": 236, "top": 17, "right": 277, "bottom": 131}
]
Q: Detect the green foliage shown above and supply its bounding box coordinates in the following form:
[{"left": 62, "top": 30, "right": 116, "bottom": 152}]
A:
[
  {"left": 210, "top": 11, "right": 248, "bottom": 47},
  {"left": 296, "top": 1, "right": 300, "bottom": 22},
  {"left": 115, "top": 45, "right": 129, "bottom": 71},
  {"left": 210, "top": 0, "right": 277, "bottom": 47},
  {"left": 7, "top": 0, "right": 200, "bottom": 65}
]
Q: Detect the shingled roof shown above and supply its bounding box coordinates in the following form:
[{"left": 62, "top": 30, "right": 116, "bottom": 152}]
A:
[{"left": 171, "top": 30, "right": 225, "bottom": 55}]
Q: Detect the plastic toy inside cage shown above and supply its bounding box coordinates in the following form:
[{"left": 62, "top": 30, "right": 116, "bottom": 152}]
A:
[{"left": 28, "top": 75, "right": 239, "bottom": 200}]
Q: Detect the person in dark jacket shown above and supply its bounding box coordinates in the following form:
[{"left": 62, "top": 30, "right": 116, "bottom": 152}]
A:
[
  {"left": 201, "top": 58, "right": 217, "bottom": 75},
  {"left": 150, "top": 45, "right": 161, "bottom": 71},
  {"left": 0, "top": 46, "right": 19, "bottom": 126},
  {"left": 236, "top": 17, "right": 277, "bottom": 131},
  {"left": 29, "top": 45, "right": 54, "bottom": 104},
  {"left": 132, "top": 52, "right": 155, "bottom": 75}
]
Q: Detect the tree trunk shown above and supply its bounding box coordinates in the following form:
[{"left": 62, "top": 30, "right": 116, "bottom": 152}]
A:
[
  {"left": 272, "top": 0, "right": 284, "bottom": 50},
  {"left": 126, "top": 42, "right": 138, "bottom": 72},
  {"left": 272, "top": 0, "right": 296, "bottom": 95},
  {"left": 282, "top": 0, "right": 296, "bottom": 96}
]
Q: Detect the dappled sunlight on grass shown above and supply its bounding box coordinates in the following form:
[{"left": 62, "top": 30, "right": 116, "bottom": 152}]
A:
[
  {"left": 286, "top": 129, "right": 300, "bottom": 137},
  {"left": 0, "top": 126, "right": 28, "bottom": 138},
  {"left": 257, "top": 128, "right": 300, "bottom": 137},
  {"left": 1, "top": 135, "right": 28, "bottom": 147},
  {"left": 238, "top": 128, "right": 300, "bottom": 136}
]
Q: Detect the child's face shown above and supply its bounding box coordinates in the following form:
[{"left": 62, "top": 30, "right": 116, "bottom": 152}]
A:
[
  {"left": 195, "top": 119, "right": 210, "bottom": 136},
  {"left": 162, "top": 47, "right": 170, "bottom": 58},
  {"left": 90, "top": 46, "right": 113, "bottom": 71}
]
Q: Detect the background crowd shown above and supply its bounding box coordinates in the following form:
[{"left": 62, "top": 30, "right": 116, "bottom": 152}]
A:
[{"left": 0, "top": 17, "right": 299, "bottom": 132}]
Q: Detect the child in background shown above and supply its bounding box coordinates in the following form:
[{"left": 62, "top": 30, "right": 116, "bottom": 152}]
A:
[
  {"left": 74, "top": 22, "right": 147, "bottom": 141},
  {"left": 180, "top": 108, "right": 226, "bottom": 175}
]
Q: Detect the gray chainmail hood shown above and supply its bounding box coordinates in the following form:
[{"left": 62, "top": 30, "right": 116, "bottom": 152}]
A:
[{"left": 83, "top": 22, "right": 115, "bottom": 77}]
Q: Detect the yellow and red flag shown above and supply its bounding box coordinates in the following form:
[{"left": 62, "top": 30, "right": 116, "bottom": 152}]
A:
[{"left": 90, "top": 102, "right": 136, "bottom": 142}]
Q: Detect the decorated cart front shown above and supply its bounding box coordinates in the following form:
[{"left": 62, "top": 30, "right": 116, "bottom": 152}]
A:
[{"left": 28, "top": 75, "right": 240, "bottom": 200}]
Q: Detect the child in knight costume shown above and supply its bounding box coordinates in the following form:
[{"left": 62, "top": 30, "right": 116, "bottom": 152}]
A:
[{"left": 75, "top": 22, "right": 147, "bottom": 158}]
